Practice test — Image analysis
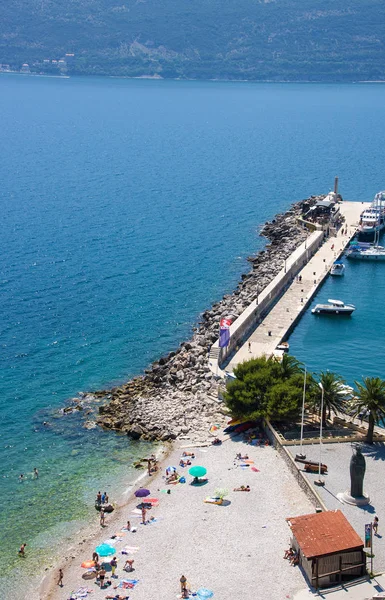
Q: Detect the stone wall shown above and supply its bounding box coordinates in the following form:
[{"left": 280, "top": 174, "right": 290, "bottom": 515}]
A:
[{"left": 217, "top": 230, "right": 324, "bottom": 365}]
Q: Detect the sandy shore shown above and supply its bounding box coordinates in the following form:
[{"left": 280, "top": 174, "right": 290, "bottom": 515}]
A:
[{"left": 43, "top": 432, "right": 315, "bottom": 600}]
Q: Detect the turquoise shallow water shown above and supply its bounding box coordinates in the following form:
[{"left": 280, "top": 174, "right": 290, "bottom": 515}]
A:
[{"left": 2, "top": 76, "right": 385, "bottom": 597}]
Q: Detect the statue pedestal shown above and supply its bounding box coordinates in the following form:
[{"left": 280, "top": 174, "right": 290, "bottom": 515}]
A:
[{"left": 340, "top": 490, "right": 370, "bottom": 506}]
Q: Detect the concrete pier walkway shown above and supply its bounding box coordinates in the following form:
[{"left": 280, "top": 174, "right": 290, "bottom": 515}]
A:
[{"left": 211, "top": 201, "right": 369, "bottom": 376}]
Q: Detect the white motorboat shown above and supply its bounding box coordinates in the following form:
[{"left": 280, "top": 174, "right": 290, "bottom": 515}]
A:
[
  {"left": 330, "top": 262, "right": 345, "bottom": 276},
  {"left": 311, "top": 299, "right": 355, "bottom": 315},
  {"left": 358, "top": 191, "right": 385, "bottom": 237},
  {"left": 346, "top": 244, "right": 385, "bottom": 261}
]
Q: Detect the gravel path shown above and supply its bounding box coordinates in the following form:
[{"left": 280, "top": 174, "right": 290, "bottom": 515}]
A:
[{"left": 46, "top": 436, "right": 314, "bottom": 600}]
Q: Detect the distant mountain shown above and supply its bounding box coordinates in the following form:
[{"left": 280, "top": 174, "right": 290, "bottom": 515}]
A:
[{"left": 1, "top": 0, "right": 385, "bottom": 81}]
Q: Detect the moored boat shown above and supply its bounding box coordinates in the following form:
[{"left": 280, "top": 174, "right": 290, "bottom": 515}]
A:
[
  {"left": 346, "top": 245, "right": 385, "bottom": 261},
  {"left": 330, "top": 262, "right": 345, "bottom": 276},
  {"left": 311, "top": 299, "right": 355, "bottom": 315},
  {"left": 358, "top": 191, "right": 385, "bottom": 238}
]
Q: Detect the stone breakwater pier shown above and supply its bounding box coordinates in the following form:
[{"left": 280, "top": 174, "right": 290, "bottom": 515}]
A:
[
  {"left": 93, "top": 196, "right": 367, "bottom": 443},
  {"left": 212, "top": 200, "right": 369, "bottom": 374}
]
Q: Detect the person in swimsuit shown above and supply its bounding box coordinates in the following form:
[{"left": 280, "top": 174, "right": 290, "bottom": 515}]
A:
[
  {"left": 180, "top": 575, "right": 187, "bottom": 594},
  {"left": 18, "top": 543, "right": 27, "bottom": 557},
  {"left": 99, "top": 566, "right": 106, "bottom": 587},
  {"left": 124, "top": 559, "right": 134, "bottom": 571},
  {"left": 100, "top": 509, "right": 106, "bottom": 527},
  {"left": 33, "top": 467, "right": 39, "bottom": 479},
  {"left": 57, "top": 568, "right": 63, "bottom": 587}
]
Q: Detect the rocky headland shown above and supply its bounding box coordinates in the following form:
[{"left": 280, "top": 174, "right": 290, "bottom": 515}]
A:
[{"left": 90, "top": 196, "right": 322, "bottom": 443}]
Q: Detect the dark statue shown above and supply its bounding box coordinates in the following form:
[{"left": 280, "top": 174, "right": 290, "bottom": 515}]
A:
[{"left": 350, "top": 446, "right": 366, "bottom": 498}]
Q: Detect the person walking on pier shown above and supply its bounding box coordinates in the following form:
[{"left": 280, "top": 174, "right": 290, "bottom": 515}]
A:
[{"left": 248, "top": 341, "right": 251, "bottom": 353}]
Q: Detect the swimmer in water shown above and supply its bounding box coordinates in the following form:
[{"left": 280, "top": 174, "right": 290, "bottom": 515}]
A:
[
  {"left": 33, "top": 467, "right": 39, "bottom": 479},
  {"left": 19, "top": 474, "right": 24, "bottom": 482}
]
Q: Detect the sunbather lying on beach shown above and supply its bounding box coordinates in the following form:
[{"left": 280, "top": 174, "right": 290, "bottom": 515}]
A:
[
  {"left": 233, "top": 485, "right": 250, "bottom": 491},
  {"left": 182, "top": 452, "right": 195, "bottom": 458},
  {"left": 192, "top": 476, "right": 208, "bottom": 484},
  {"left": 166, "top": 472, "right": 178, "bottom": 483},
  {"left": 105, "top": 595, "right": 129, "bottom": 600},
  {"left": 179, "top": 459, "right": 191, "bottom": 467},
  {"left": 235, "top": 453, "right": 249, "bottom": 460}
]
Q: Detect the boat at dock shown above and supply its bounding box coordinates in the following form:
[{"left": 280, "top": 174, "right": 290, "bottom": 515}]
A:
[
  {"left": 346, "top": 244, "right": 385, "bottom": 260},
  {"left": 358, "top": 191, "right": 385, "bottom": 238},
  {"left": 311, "top": 299, "right": 355, "bottom": 315},
  {"left": 330, "top": 262, "right": 345, "bottom": 276}
]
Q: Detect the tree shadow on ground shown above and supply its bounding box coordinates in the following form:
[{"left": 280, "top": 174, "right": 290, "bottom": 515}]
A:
[{"left": 360, "top": 442, "right": 385, "bottom": 461}]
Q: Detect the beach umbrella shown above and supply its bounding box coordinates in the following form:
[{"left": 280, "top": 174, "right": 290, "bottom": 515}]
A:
[
  {"left": 137, "top": 501, "right": 152, "bottom": 509},
  {"left": 166, "top": 465, "right": 177, "bottom": 472},
  {"left": 81, "top": 560, "right": 95, "bottom": 568},
  {"left": 214, "top": 488, "right": 228, "bottom": 499},
  {"left": 134, "top": 488, "right": 150, "bottom": 498},
  {"left": 188, "top": 465, "right": 207, "bottom": 478},
  {"left": 95, "top": 543, "right": 115, "bottom": 557},
  {"left": 197, "top": 589, "right": 214, "bottom": 599}
]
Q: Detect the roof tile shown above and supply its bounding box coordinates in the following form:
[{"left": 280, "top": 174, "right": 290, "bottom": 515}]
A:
[{"left": 287, "top": 510, "right": 364, "bottom": 559}]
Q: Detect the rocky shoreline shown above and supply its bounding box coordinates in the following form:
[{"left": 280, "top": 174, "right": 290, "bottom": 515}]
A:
[{"left": 90, "top": 196, "right": 322, "bottom": 443}]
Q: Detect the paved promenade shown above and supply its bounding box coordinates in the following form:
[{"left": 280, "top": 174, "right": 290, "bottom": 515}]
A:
[
  {"left": 288, "top": 441, "right": 385, "bottom": 574},
  {"left": 227, "top": 201, "right": 368, "bottom": 371}
]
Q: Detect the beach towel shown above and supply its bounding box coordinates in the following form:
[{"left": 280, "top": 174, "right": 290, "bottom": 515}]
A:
[
  {"left": 251, "top": 467, "right": 260, "bottom": 472},
  {"left": 243, "top": 460, "right": 254, "bottom": 464},
  {"left": 118, "top": 578, "right": 139, "bottom": 589},
  {"left": 141, "top": 517, "right": 160, "bottom": 525},
  {"left": 240, "top": 463, "right": 250, "bottom": 468},
  {"left": 145, "top": 498, "right": 159, "bottom": 505},
  {"left": 69, "top": 588, "right": 92, "bottom": 599},
  {"left": 103, "top": 538, "right": 118, "bottom": 545}
]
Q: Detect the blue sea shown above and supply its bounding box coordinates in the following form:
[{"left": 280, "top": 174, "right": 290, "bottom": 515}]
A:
[{"left": 2, "top": 75, "right": 385, "bottom": 597}]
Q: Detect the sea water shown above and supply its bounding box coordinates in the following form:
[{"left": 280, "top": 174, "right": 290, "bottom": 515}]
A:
[{"left": 2, "top": 76, "right": 385, "bottom": 597}]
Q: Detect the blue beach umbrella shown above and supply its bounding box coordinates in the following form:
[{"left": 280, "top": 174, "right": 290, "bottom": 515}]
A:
[
  {"left": 166, "top": 465, "right": 177, "bottom": 472},
  {"left": 197, "top": 589, "right": 214, "bottom": 599},
  {"left": 95, "top": 543, "right": 115, "bottom": 557}
]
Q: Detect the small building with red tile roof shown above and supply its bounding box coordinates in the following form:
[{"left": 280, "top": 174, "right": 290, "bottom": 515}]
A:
[{"left": 287, "top": 510, "right": 366, "bottom": 589}]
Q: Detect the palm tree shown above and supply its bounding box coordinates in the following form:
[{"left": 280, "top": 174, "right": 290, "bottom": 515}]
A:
[
  {"left": 351, "top": 377, "right": 385, "bottom": 444},
  {"left": 279, "top": 354, "right": 303, "bottom": 379},
  {"left": 313, "top": 371, "right": 347, "bottom": 426}
]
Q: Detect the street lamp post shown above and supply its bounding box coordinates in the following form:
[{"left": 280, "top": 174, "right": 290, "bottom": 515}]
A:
[{"left": 315, "top": 381, "right": 325, "bottom": 486}]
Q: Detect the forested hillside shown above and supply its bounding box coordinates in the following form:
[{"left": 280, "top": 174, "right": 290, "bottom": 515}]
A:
[{"left": 1, "top": 0, "right": 385, "bottom": 81}]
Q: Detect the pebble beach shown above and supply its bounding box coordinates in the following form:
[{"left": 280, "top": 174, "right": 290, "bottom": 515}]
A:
[{"left": 44, "top": 433, "right": 314, "bottom": 600}]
